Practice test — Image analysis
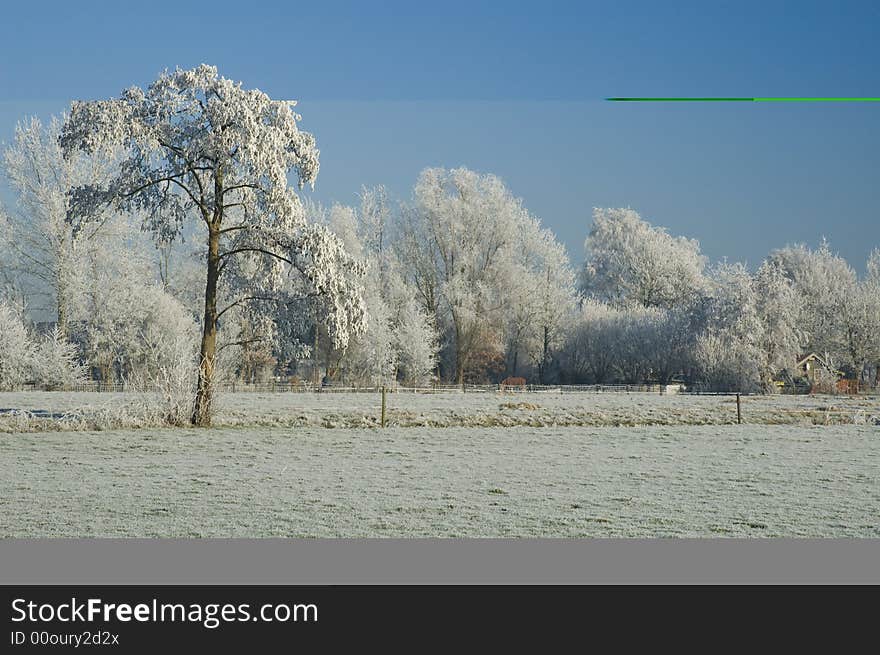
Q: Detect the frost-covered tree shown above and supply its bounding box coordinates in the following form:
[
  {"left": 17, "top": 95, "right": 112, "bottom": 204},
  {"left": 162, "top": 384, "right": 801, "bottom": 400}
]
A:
[
  {"left": 0, "top": 300, "right": 34, "bottom": 390},
  {"left": 323, "top": 199, "right": 439, "bottom": 386},
  {"left": 767, "top": 240, "right": 856, "bottom": 359},
  {"left": 500, "top": 219, "right": 577, "bottom": 382},
  {"left": 128, "top": 287, "right": 199, "bottom": 385},
  {"left": 1, "top": 116, "right": 109, "bottom": 334},
  {"left": 67, "top": 215, "right": 193, "bottom": 385},
  {"left": 359, "top": 184, "right": 391, "bottom": 259},
  {"left": 691, "top": 263, "right": 763, "bottom": 392},
  {"left": 753, "top": 260, "right": 802, "bottom": 388},
  {"left": 560, "top": 300, "right": 620, "bottom": 383},
  {"left": 867, "top": 248, "right": 880, "bottom": 286},
  {"left": 356, "top": 187, "right": 438, "bottom": 383},
  {"left": 580, "top": 207, "right": 707, "bottom": 310},
  {"left": 767, "top": 241, "right": 880, "bottom": 383},
  {"left": 614, "top": 308, "right": 655, "bottom": 384},
  {"left": 525, "top": 227, "right": 577, "bottom": 383},
  {"left": 400, "top": 167, "right": 555, "bottom": 384},
  {"left": 60, "top": 64, "right": 366, "bottom": 425},
  {"left": 631, "top": 307, "right": 691, "bottom": 385},
  {"left": 839, "top": 279, "right": 880, "bottom": 384},
  {"left": 342, "top": 277, "right": 396, "bottom": 384},
  {"left": 692, "top": 331, "right": 759, "bottom": 393},
  {"left": 0, "top": 211, "right": 18, "bottom": 301},
  {"left": 31, "top": 326, "right": 87, "bottom": 390},
  {"left": 393, "top": 296, "right": 438, "bottom": 385},
  {"left": 326, "top": 202, "right": 396, "bottom": 384},
  {"left": 863, "top": 248, "right": 880, "bottom": 387}
]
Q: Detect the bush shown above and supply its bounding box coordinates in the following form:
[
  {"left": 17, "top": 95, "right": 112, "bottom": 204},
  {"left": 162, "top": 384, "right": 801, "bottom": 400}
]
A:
[
  {"left": 32, "top": 327, "right": 87, "bottom": 390},
  {"left": 0, "top": 301, "right": 33, "bottom": 390}
]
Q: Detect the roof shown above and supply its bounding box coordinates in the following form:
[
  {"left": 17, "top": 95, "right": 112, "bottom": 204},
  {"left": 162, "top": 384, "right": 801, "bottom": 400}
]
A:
[{"left": 796, "top": 352, "right": 842, "bottom": 376}]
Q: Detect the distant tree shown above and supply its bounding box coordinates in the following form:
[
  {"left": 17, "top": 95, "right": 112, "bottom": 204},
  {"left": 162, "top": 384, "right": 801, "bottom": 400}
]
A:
[
  {"left": 839, "top": 279, "right": 880, "bottom": 384},
  {"left": 329, "top": 203, "right": 396, "bottom": 385},
  {"left": 632, "top": 307, "right": 691, "bottom": 385},
  {"left": 867, "top": 248, "right": 880, "bottom": 286},
  {"left": 324, "top": 199, "right": 439, "bottom": 386},
  {"left": 753, "top": 260, "right": 803, "bottom": 389},
  {"left": 0, "top": 300, "right": 34, "bottom": 390},
  {"left": 560, "top": 300, "right": 620, "bottom": 383},
  {"left": 767, "top": 240, "right": 856, "bottom": 359},
  {"left": 692, "top": 331, "right": 759, "bottom": 393},
  {"left": 67, "top": 215, "right": 195, "bottom": 385},
  {"left": 357, "top": 185, "right": 438, "bottom": 384},
  {"left": 31, "top": 326, "right": 87, "bottom": 390},
  {"left": 691, "top": 263, "right": 763, "bottom": 392},
  {"left": 865, "top": 248, "right": 880, "bottom": 386},
  {"left": 2, "top": 116, "right": 110, "bottom": 335},
  {"left": 393, "top": 296, "right": 438, "bottom": 385},
  {"left": 580, "top": 207, "right": 707, "bottom": 310},
  {"left": 526, "top": 227, "right": 577, "bottom": 383},
  {"left": 60, "top": 65, "right": 366, "bottom": 425},
  {"left": 399, "top": 167, "right": 557, "bottom": 384},
  {"left": 359, "top": 184, "right": 391, "bottom": 259},
  {"left": 127, "top": 287, "right": 199, "bottom": 386}
]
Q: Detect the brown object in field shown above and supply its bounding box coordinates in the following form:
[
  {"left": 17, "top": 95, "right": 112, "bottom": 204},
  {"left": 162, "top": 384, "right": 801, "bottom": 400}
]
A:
[{"left": 500, "top": 376, "right": 527, "bottom": 390}]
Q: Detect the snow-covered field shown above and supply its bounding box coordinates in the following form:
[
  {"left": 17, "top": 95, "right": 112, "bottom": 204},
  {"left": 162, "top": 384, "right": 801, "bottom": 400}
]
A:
[
  {"left": 1, "top": 391, "right": 878, "bottom": 538},
  {"left": 2, "top": 389, "right": 880, "bottom": 431}
]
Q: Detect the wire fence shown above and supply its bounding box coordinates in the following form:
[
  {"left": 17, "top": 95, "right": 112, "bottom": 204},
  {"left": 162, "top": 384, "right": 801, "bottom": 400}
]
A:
[
  {"left": 7, "top": 381, "right": 867, "bottom": 396},
  {"left": 9, "top": 381, "right": 691, "bottom": 394}
]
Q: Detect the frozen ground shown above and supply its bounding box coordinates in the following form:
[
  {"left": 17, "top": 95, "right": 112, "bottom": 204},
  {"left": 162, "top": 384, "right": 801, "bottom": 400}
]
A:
[
  {"left": 1, "top": 422, "right": 878, "bottom": 537},
  {"left": 1, "top": 389, "right": 879, "bottom": 432}
]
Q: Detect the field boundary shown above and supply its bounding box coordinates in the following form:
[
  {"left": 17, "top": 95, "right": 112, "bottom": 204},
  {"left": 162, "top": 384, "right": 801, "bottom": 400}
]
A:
[{"left": 9, "top": 382, "right": 697, "bottom": 394}]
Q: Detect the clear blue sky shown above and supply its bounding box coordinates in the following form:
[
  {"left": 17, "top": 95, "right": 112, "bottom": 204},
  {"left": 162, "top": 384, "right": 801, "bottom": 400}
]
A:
[{"left": 1, "top": 0, "right": 878, "bottom": 270}]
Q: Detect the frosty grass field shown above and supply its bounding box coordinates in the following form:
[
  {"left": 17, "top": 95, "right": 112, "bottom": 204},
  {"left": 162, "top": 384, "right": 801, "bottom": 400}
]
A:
[{"left": 1, "top": 390, "right": 878, "bottom": 537}]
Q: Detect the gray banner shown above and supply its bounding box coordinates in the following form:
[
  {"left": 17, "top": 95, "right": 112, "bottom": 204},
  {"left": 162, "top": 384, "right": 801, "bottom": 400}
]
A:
[{"left": 1, "top": 539, "right": 878, "bottom": 585}]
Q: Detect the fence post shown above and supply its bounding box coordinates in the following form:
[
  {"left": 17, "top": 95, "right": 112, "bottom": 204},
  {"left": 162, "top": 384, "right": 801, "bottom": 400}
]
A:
[
  {"left": 381, "top": 386, "right": 387, "bottom": 428},
  {"left": 736, "top": 393, "right": 742, "bottom": 424}
]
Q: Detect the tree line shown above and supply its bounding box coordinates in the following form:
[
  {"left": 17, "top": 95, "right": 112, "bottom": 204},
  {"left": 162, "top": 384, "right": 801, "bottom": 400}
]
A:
[{"left": 1, "top": 66, "right": 879, "bottom": 425}]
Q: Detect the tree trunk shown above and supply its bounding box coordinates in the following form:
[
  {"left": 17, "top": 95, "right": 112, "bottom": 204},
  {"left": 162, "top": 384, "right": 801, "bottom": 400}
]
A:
[
  {"left": 539, "top": 325, "right": 550, "bottom": 384},
  {"left": 454, "top": 319, "right": 464, "bottom": 385},
  {"left": 192, "top": 224, "right": 220, "bottom": 426},
  {"left": 313, "top": 307, "right": 320, "bottom": 385},
  {"left": 56, "top": 292, "right": 67, "bottom": 339}
]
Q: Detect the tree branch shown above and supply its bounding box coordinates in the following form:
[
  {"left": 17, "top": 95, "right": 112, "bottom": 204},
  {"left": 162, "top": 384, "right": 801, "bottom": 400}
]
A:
[
  {"left": 217, "top": 295, "right": 284, "bottom": 321},
  {"left": 218, "top": 224, "right": 249, "bottom": 234},
  {"left": 217, "top": 337, "right": 266, "bottom": 354},
  {"left": 218, "top": 247, "right": 292, "bottom": 265}
]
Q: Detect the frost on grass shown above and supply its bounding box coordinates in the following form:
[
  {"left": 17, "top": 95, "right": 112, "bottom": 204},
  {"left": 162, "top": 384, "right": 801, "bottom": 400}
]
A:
[
  {"left": 1, "top": 424, "right": 877, "bottom": 538},
  {"left": 1, "top": 390, "right": 878, "bottom": 433}
]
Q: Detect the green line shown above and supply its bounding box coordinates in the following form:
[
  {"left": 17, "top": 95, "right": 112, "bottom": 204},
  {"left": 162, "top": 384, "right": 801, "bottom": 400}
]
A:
[{"left": 606, "top": 97, "right": 880, "bottom": 102}]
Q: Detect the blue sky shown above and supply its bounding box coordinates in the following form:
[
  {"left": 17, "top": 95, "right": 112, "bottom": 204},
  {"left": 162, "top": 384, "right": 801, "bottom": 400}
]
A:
[{"left": 1, "top": 0, "right": 878, "bottom": 269}]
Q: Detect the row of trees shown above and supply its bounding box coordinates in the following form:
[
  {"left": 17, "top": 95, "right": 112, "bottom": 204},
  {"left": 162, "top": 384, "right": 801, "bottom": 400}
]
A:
[
  {"left": 1, "top": 66, "right": 879, "bottom": 425},
  {"left": 566, "top": 209, "right": 880, "bottom": 391}
]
